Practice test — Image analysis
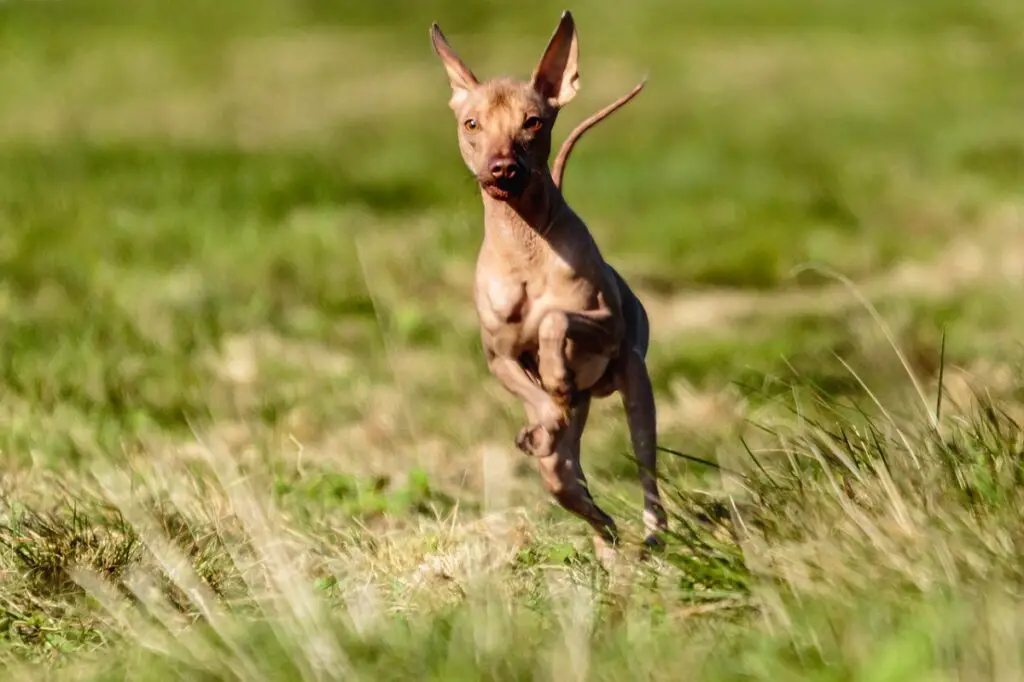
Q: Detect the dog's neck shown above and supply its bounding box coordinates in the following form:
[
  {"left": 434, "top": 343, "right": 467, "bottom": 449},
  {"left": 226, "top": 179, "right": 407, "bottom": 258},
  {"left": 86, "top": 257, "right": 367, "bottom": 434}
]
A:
[{"left": 480, "top": 171, "right": 566, "bottom": 256}]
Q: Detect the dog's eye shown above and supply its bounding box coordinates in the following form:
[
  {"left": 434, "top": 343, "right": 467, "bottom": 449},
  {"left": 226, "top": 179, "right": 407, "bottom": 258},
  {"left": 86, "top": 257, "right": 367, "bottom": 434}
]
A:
[
  {"left": 463, "top": 118, "right": 479, "bottom": 132},
  {"left": 523, "top": 116, "right": 544, "bottom": 132}
]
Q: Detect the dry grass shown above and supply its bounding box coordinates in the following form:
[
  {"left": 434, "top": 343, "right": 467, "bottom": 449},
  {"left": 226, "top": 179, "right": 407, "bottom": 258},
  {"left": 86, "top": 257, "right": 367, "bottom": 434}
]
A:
[{"left": 3, "top": 0, "right": 1024, "bottom": 678}]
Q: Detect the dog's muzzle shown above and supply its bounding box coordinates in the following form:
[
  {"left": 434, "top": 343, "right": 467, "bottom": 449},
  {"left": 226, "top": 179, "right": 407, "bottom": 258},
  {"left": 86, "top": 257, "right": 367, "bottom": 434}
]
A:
[{"left": 480, "top": 157, "right": 528, "bottom": 200}]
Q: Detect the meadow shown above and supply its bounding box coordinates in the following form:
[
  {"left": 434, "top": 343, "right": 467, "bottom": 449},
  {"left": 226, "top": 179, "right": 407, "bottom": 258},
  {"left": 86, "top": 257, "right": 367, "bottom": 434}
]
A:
[{"left": 1, "top": 0, "right": 1023, "bottom": 678}]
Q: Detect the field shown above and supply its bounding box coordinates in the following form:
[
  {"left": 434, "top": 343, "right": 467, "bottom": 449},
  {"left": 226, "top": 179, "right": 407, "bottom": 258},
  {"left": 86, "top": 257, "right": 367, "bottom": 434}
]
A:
[{"left": 1, "top": 0, "right": 1023, "bottom": 679}]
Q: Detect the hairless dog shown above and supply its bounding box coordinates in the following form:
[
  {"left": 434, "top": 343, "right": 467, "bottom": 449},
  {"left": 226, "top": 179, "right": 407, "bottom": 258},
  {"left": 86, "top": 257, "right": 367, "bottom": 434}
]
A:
[{"left": 430, "top": 11, "right": 667, "bottom": 560}]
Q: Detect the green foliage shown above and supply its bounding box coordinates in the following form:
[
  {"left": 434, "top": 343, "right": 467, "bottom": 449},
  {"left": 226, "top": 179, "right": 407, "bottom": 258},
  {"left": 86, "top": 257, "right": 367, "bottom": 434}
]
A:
[{"left": 1, "top": 0, "right": 1023, "bottom": 678}]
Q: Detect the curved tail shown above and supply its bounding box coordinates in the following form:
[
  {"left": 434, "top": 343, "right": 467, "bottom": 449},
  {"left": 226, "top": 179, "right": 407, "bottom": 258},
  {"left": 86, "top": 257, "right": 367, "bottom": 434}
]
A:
[{"left": 550, "top": 78, "right": 647, "bottom": 190}]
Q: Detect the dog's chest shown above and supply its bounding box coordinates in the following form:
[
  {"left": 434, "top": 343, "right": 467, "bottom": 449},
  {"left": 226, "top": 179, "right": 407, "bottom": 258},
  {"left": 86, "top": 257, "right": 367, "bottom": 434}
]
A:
[
  {"left": 476, "top": 261, "right": 587, "bottom": 356},
  {"left": 483, "top": 276, "right": 528, "bottom": 324}
]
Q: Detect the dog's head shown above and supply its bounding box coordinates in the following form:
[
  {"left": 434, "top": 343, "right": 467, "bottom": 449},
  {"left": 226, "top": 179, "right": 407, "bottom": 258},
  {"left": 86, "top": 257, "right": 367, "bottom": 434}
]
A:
[{"left": 430, "top": 11, "right": 580, "bottom": 201}]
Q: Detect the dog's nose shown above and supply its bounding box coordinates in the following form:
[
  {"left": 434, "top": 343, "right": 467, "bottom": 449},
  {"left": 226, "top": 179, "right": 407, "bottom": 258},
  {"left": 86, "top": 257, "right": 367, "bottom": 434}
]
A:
[{"left": 489, "top": 158, "right": 518, "bottom": 180}]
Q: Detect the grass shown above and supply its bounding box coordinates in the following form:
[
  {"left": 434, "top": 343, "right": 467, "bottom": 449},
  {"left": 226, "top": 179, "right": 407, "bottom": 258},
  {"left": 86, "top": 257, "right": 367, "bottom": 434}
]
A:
[{"left": 1, "top": 0, "right": 1023, "bottom": 678}]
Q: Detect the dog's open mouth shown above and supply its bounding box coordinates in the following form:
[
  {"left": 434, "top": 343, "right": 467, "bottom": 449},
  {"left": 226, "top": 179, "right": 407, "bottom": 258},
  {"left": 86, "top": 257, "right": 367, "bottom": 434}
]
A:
[{"left": 481, "top": 175, "right": 528, "bottom": 201}]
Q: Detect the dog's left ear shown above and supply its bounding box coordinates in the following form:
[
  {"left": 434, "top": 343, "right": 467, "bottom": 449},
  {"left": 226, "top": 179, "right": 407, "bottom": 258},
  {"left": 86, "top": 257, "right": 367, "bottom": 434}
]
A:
[{"left": 531, "top": 10, "right": 580, "bottom": 108}]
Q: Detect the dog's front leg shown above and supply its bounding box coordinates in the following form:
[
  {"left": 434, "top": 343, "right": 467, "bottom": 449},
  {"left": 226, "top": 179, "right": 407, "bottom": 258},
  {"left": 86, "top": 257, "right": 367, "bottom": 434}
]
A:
[
  {"left": 485, "top": 351, "right": 568, "bottom": 457},
  {"left": 537, "top": 307, "right": 623, "bottom": 410}
]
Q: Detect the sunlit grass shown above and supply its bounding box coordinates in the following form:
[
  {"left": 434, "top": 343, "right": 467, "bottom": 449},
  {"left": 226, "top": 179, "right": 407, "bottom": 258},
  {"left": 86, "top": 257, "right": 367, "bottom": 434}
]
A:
[{"left": 1, "top": 0, "right": 1023, "bottom": 678}]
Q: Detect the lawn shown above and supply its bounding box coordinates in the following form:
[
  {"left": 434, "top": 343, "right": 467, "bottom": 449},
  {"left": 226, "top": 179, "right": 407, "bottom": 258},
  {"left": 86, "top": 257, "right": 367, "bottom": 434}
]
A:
[{"left": 1, "top": 0, "right": 1023, "bottom": 679}]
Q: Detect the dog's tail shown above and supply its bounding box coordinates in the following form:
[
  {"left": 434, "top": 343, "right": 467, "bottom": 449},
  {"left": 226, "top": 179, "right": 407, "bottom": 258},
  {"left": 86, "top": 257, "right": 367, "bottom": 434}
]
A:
[{"left": 550, "top": 78, "right": 647, "bottom": 190}]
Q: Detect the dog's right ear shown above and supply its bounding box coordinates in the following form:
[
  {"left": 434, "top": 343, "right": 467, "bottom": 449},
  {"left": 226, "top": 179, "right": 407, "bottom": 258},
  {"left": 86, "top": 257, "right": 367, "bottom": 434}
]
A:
[{"left": 430, "top": 23, "right": 480, "bottom": 110}]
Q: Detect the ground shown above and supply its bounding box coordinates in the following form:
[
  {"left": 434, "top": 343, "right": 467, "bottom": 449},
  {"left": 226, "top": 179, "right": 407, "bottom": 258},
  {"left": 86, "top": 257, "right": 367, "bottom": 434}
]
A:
[{"left": 1, "top": 0, "right": 1024, "bottom": 679}]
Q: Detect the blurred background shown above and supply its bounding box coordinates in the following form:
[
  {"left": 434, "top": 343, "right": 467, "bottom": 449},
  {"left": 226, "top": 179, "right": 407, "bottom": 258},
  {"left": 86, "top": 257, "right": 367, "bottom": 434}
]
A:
[{"left": 1, "top": 0, "right": 1023, "bottom": 678}]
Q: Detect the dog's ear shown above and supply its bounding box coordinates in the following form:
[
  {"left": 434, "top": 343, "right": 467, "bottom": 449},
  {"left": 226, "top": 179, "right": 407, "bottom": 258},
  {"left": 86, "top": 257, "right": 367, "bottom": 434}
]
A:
[
  {"left": 531, "top": 11, "right": 580, "bottom": 108},
  {"left": 430, "top": 23, "right": 480, "bottom": 110}
]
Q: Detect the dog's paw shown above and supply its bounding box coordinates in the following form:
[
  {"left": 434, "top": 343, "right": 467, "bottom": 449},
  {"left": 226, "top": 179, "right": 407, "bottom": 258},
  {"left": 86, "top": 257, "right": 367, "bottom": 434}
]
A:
[
  {"left": 638, "top": 532, "right": 667, "bottom": 560},
  {"left": 514, "top": 425, "right": 532, "bottom": 454},
  {"left": 515, "top": 424, "right": 557, "bottom": 457}
]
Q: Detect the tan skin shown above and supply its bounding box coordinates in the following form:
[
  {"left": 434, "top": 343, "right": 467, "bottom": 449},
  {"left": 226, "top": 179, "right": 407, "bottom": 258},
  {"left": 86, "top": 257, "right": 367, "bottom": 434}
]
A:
[{"left": 430, "top": 12, "right": 667, "bottom": 555}]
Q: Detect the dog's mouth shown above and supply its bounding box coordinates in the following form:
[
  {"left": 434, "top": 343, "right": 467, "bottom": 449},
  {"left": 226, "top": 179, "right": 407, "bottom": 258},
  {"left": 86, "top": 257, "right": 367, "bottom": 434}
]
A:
[{"left": 480, "top": 173, "right": 529, "bottom": 201}]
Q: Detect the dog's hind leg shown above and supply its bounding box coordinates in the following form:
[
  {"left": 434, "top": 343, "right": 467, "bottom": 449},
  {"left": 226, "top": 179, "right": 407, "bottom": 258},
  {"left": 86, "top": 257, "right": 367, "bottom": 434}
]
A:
[{"left": 614, "top": 298, "right": 667, "bottom": 548}]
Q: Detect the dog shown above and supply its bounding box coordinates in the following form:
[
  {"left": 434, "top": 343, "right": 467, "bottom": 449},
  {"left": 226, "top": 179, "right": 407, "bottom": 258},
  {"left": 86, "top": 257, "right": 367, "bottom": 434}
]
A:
[{"left": 430, "top": 10, "right": 667, "bottom": 559}]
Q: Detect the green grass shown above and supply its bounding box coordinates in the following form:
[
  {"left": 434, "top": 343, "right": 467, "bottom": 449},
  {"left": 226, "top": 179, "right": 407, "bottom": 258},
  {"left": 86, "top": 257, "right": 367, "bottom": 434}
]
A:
[{"left": 1, "top": 0, "right": 1024, "bottom": 678}]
